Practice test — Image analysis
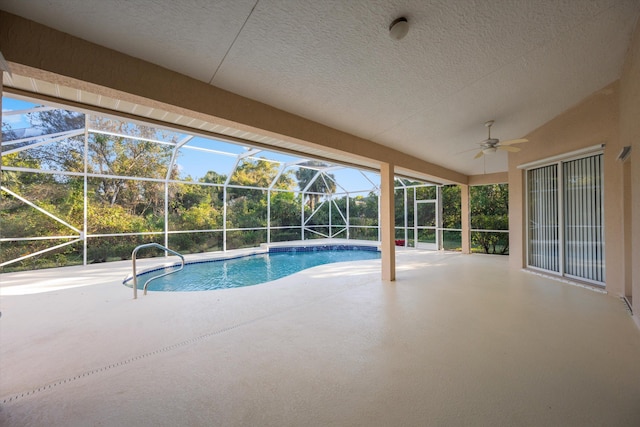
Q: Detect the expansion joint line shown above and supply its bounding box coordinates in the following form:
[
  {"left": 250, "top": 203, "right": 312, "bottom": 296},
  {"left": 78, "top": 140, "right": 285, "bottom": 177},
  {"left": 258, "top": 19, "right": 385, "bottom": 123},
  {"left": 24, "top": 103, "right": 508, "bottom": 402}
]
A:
[
  {"left": 1, "top": 280, "right": 367, "bottom": 405},
  {"left": 0, "top": 315, "right": 262, "bottom": 405},
  {"left": 208, "top": 0, "right": 260, "bottom": 84}
]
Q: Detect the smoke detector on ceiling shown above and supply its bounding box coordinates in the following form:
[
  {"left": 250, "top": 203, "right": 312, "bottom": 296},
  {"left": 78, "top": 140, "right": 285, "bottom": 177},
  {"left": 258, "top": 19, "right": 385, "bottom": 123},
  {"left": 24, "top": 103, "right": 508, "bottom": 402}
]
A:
[{"left": 389, "top": 17, "right": 409, "bottom": 40}]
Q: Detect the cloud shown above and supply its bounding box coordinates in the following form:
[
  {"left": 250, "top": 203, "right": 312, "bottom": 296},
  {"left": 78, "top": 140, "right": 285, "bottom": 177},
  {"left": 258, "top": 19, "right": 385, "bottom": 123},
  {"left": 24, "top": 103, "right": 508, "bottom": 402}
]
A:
[{"left": 2, "top": 109, "right": 29, "bottom": 126}]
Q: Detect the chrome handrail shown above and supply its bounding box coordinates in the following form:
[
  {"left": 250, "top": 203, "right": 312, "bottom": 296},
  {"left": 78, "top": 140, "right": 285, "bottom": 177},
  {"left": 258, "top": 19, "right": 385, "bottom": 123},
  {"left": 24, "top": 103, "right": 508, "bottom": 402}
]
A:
[{"left": 131, "top": 243, "right": 185, "bottom": 299}]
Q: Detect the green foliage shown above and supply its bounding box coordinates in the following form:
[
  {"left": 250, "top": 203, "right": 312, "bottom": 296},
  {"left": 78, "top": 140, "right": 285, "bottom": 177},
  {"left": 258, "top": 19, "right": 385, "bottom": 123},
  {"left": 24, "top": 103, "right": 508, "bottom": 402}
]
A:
[
  {"left": 226, "top": 229, "right": 267, "bottom": 250},
  {"left": 349, "top": 193, "right": 378, "bottom": 227},
  {"left": 442, "top": 230, "right": 462, "bottom": 251},
  {"left": 3, "top": 108, "right": 85, "bottom": 172},
  {"left": 0, "top": 240, "right": 83, "bottom": 272},
  {"left": 88, "top": 204, "right": 148, "bottom": 234},
  {"left": 227, "top": 191, "right": 268, "bottom": 229},
  {"left": 1, "top": 173, "right": 84, "bottom": 238},
  {"left": 31, "top": 108, "right": 85, "bottom": 133},
  {"left": 168, "top": 232, "right": 222, "bottom": 254},
  {"left": 86, "top": 235, "right": 164, "bottom": 263},
  {"left": 270, "top": 191, "right": 301, "bottom": 226},
  {"left": 330, "top": 197, "right": 347, "bottom": 225},
  {"left": 348, "top": 226, "right": 378, "bottom": 241},
  {"left": 182, "top": 203, "right": 222, "bottom": 229},
  {"left": 295, "top": 161, "right": 336, "bottom": 209},
  {"left": 415, "top": 185, "right": 437, "bottom": 200},
  {"left": 201, "top": 171, "right": 226, "bottom": 185},
  {"left": 442, "top": 185, "right": 461, "bottom": 229},
  {"left": 2, "top": 152, "right": 42, "bottom": 171},
  {"left": 88, "top": 132, "right": 174, "bottom": 217},
  {"left": 229, "top": 158, "right": 291, "bottom": 188},
  {"left": 470, "top": 184, "right": 509, "bottom": 254},
  {"left": 168, "top": 182, "right": 224, "bottom": 231}
]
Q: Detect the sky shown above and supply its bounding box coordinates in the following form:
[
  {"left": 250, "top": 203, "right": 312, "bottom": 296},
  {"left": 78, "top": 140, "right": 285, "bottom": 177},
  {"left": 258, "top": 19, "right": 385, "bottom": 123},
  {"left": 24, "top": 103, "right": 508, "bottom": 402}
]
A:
[{"left": 2, "top": 97, "right": 33, "bottom": 129}]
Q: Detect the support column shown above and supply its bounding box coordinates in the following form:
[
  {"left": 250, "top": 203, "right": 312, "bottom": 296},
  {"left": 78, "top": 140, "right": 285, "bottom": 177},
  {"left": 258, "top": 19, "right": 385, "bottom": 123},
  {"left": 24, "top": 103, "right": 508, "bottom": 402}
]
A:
[
  {"left": 461, "top": 184, "right": 471, "bottom": 254},
  {"left": 0, "top": 78, "right": 3, "bottom": 171},
  {"left": 1, "top": 51, "right": 5, "bottom": 167},
  {"left": 380, "top": 162, "right": 396, "bottom": 281},
  {"left": 437, "top": 186, "right": 443, "bottom": 250}
]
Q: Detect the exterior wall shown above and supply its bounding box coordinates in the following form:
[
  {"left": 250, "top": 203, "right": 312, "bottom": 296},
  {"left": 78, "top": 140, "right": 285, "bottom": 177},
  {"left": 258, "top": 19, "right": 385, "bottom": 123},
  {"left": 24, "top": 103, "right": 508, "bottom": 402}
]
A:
[
  {"left": 619, "top": 18, "right": 640, "bottom": 327},
  {"left": 508, "top": 82, "right": 623, "bottom": 294}
]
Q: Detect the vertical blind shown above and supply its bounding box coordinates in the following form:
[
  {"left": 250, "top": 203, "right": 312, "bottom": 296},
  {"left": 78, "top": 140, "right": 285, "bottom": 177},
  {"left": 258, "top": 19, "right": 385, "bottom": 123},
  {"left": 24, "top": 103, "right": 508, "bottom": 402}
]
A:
[
  {"left": 563, "top": 155, "right": 604, "bottom": 283},
  {"left": 527, "top": 154, "right": 604, "bottom": 284},
  {"left": 527, "top": 164, "right": 559, "bottom": 272}
]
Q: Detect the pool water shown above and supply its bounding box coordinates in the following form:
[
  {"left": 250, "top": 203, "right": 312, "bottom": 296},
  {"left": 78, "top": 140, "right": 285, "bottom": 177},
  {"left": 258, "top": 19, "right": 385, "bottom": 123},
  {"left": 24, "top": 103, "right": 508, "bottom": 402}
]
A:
[{"left": 128, "top": 248, "right": 380, "bottom": 292}]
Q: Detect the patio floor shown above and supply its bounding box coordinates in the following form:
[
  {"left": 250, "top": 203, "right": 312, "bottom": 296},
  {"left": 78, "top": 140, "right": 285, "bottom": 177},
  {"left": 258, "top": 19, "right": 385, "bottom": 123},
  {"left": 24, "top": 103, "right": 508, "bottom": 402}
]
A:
[{"left": 1, "top": 250, "right": 639, "bottom": 426}]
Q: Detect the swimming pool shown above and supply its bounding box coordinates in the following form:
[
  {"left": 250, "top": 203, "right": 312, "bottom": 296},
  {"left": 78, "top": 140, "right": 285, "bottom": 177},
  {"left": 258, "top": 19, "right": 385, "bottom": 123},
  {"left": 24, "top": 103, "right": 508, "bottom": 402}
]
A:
[{"left": 124, "top": 245, "right": 380, "bottom": 292}]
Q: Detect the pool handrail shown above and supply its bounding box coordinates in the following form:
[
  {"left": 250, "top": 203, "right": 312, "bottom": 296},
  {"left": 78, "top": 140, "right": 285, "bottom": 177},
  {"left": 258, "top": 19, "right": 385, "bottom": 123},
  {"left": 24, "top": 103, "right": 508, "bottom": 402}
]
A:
[{"left": 131, "top": 243, "right": 185, "bottom": 299}]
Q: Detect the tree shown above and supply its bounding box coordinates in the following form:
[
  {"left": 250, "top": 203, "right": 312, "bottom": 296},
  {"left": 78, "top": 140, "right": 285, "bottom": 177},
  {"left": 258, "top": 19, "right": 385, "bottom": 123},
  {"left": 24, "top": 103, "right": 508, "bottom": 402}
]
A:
[
  {"left": 201, "top": 171, "right": 226, "bottom": 184},
  {"left": 1, "top": 108, "right": 86, "bottom": 235},
  {"left": 442, "top": 185, "right": 461, "bottom": 229},
  {"left": 1, "top": 120, "right": 19, "bottom": 142},
  {"left": 227, "top": 158, "right": 291, "bottom": 197},
  {"left": 295, "top": 161, "right": 336, "bottom": 210},
  {"left": 2, "top": 108, "right": 85, "bottom": 172},
  {"left": 270, "top": 191, "right": 301, "bottom": 227},
  {"left": 229, "top": 158, "right": 282, "bottom": 188},
  {"left": 87, "top": 117, "right": 177, "bottom": 217},
  {"left": 470, "top": 184, "right": 509, "bottom": 254}
]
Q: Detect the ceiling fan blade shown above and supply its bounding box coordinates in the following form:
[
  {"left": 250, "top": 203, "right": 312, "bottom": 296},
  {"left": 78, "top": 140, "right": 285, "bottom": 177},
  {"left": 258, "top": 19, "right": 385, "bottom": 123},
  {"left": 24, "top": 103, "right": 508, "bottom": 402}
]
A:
[
  {"left": 499, "top": 145, "right": 521, "bottom": 152},
  {"left": 474, "top": 150, "right": 484, "bottom": 159},
  {"left": 500, "top": 138, "right": 528, "bottom": 146}
]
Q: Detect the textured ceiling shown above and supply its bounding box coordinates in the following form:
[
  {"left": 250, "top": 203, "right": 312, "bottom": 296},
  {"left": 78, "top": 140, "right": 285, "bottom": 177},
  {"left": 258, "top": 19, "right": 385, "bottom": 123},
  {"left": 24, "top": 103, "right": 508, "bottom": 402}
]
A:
[{"left": 1, "top": 0, "right": 639, "bottom": 176}]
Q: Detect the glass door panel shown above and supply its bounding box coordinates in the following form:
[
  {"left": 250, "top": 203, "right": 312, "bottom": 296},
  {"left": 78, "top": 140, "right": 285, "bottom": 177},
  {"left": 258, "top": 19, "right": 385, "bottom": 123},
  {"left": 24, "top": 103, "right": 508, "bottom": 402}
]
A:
[
  {"left": 416, "top": 201, "right": 437, "bottom": 249},
  {"left": 563, "top": 155, "right": 604, "bottom": 283}
]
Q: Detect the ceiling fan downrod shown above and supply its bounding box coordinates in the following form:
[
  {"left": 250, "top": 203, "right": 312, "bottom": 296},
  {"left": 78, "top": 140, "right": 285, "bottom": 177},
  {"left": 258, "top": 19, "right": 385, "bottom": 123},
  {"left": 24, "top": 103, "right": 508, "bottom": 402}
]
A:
[{"left": 485, "top": 120, "right": 494, "bottom": 139}]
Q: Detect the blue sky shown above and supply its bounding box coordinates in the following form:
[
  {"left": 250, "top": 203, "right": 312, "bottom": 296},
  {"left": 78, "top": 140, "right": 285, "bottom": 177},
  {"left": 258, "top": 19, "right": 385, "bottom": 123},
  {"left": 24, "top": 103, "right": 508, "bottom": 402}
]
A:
[{"left": 2, "top": 97, "right": 33, "bottom": 129}]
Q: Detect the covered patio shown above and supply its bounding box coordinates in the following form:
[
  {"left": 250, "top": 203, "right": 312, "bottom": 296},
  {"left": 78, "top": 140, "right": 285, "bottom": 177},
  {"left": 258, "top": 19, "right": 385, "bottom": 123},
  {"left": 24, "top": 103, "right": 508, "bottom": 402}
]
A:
[{"left": 1, "top": 1, "right": 640, "bottom": 425}]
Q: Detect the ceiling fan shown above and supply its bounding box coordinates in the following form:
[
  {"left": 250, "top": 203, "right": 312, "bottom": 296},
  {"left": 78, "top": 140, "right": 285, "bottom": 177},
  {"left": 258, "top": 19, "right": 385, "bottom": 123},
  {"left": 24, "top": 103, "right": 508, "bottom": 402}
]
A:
[{"left": 473, "top": 120, "right": 528, "bottom": 159}]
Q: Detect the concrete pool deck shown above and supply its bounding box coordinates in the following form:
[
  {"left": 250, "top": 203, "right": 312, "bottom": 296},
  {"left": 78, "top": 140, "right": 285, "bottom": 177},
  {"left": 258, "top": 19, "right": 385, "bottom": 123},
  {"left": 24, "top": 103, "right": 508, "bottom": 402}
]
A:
[{"left": 1, "top": 249, "right": 639, "bottom": 426}]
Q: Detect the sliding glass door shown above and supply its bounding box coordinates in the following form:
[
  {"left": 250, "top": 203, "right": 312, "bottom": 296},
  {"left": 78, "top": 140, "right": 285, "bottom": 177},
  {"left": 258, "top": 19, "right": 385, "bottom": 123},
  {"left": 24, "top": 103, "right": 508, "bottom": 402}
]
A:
[{"left": 527, "top": 154, "right": 604, "bottom": 285}]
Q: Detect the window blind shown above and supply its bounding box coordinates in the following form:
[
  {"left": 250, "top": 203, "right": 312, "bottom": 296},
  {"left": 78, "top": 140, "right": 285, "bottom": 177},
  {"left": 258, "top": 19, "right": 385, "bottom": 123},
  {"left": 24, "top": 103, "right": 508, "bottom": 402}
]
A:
[{"left": 527, "top": 164, "right": 559, "bottom": 272}]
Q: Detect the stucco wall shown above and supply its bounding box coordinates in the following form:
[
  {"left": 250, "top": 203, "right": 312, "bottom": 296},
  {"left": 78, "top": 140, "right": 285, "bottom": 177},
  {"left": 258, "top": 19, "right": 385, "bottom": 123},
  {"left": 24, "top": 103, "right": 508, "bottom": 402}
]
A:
[
  {"left": 619, "top": 17, "right": 640, "bottom": 326},
  {"left": 508, "top": 82, "right": 623, "bottom": 294}
]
